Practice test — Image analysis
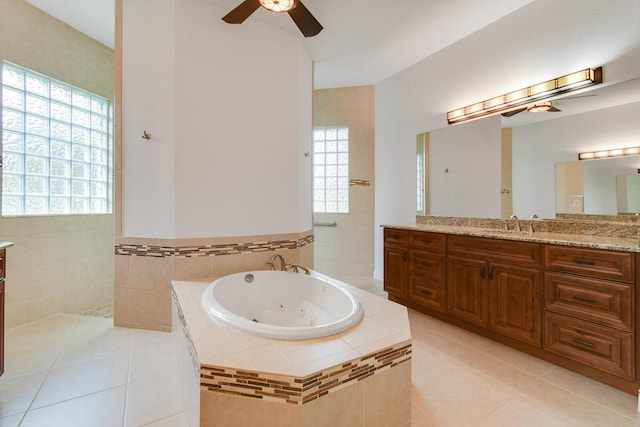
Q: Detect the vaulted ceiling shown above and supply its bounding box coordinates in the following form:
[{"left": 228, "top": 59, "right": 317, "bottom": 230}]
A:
[{"left": 23, "top": 0, "right": 640, "bottom": 125}]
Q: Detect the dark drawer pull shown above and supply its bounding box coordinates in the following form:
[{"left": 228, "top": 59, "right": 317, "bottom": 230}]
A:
[
  {"left": 572, "top": 258, "right": 596, "bottom": 266},
  {"left": 573, "top": 338, "right": 595, "bottom": 348},
  {"left": 572, "top": 295, "right": 596, "bottom": 303},
  {"left": 419, "top": 290, "right": 432, "bottom": 296},
  {"left": 420, "top": 239, "right": 432, "bottom": 243},
  {"left": 389, "top": 234, "right": 401, "bottom": 239},
  {"left": 420, "top": 261, "right": 433, "bottom": 267}
]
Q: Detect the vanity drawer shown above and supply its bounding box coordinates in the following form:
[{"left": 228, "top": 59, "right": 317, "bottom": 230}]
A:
[
  {"left": 544, "top": 245, "right": 634, "bottom": 283},
  {"left": 409, "top": 251, "right": 446, "bottom": 282},
  {"left": 544, "top": 272, "right": 633, "bottom": 331},
  {"left": 384, "top": 228, "right": 409, "bottom": 246},
  {"left": 447, "top": 235, "right": 542, "bottom": 267},
  {"left": 409, "top": 277, "right": 446, "bottom": 313},
  {"left": 409, "top": 231, "right": 446, "bottom": 252},
  {"left": 544, "top": 312, "right": 634, "bottom": 380}
]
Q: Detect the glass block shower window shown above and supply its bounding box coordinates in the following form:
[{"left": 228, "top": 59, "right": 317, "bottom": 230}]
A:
[
  {"left": 1, "top": 62, "right": 112, "bottom": 216},
  {"left": 313, "top": 127, "right": 349, "bottom": 213}
]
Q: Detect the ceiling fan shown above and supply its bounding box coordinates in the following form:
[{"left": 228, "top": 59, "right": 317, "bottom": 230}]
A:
[
  {"left": 501, "top": 94, "right": 597, "bottom": 118},
  {"left": 222, "top": 0, "right": 323, "bottom": 38}
]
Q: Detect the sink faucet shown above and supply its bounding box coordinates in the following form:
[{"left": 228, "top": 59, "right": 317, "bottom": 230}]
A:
[
  {"left": 268, "top": 254, "right": 286, "bottom": 271},
  {"left": 529, "top": 214, "right": 539, "bottom": 233},
  {"left": 510, "top": 215, "right": 521, "bottom": 232}
]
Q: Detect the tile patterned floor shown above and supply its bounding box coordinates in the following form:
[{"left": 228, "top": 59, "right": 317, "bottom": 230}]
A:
[{"left": 1, "top": 278, "right": 640, "bottom": 426}]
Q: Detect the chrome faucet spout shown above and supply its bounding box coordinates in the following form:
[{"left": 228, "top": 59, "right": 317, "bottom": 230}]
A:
[
  {"left": 528, "top": 214, "right": 539, "bottom": 233},
  {"left": 510, "top": 214, "right": 521, "bottom": 232},
  {"left": 289, "top": 264, "right": 311, "bottom": 275},
  {"left": 268, "top": 254, "right": 286, "bottom": 271}
]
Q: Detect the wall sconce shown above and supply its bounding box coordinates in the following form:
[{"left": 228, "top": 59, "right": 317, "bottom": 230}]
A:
[
  {"left": 578, "top": 146, "right": 640, "bottom": 160},
  {"left": 447, "top": 67, "right": 602, "bottom": 124}
]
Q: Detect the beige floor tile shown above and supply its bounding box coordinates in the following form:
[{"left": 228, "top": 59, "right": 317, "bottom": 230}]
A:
[
  {"left": 0, "top": 413, "right": 24, "bottom": 427},
  {"left": 0, "top": 371, "right": 46, "bottom": 418},
  {"left": 124, "top": 372, "right": 184, "bottom": 427},
  {"left": 129, "top": 334, "right": 178, "bottom": 384},
  {"left": 54, "top": 322, "right": 132, "bottom": 368},
  {"left": 2, "top": 346, "right": 60, "bottom": 380},
  {"left": 474, "top": 379, "right": 637, "bottom": 427},
  {"left": 142, "top": 411, "right": 190, "bottom": 427},
  {"left": 541, "top": 367, "right": 640, "bottom": 420},
  {"left": 19, "top": 386, "right": 126, "bottom": 427},
  {"left": 31, "top": 353, "right": 129, "bottom": 409}
]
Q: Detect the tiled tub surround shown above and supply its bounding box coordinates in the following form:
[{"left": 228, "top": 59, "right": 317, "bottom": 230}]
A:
[
  {"left": 115, "top": 231, "right": 314, "bottom": 331},
  {"left": 414, "top": 215, "right": 640, "bottom": 251},
  {"left": 172, "top": 278, "right": 412, "bottom": 427}
]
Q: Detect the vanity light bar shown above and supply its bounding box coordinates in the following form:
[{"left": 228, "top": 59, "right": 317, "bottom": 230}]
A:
[
  {"left": 446, "top": 67, "right": 603, "bottom": 124},
  {"left": 578, "top": 146, "right": 640, "bottom": 160}
]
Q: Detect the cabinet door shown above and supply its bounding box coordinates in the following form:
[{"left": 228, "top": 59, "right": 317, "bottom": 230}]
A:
[
  {"left": 0, "top": 279, "right": 3, "bottom": 377},
  {"left": 447, "top": 255, "right": 487, "bottom": 327},
  {"left": 489, "top": 263, "right": 542, "bottom": 347},
  {"left": 384, "top": 246, "right": 407, "bottom": 298}
]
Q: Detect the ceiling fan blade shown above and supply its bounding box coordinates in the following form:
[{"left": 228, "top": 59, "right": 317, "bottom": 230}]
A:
[
  {"left": 288, "top": 0, "right": 323, "bottom": 37},
  {"left": 222, "top": 0, "right": 261, "bottom": 24},
  {"left": 501, "top": 107, "right": 526, "bottom": 117},
  {"left": 548, "top": 106, "right": 561, "bottom": 112}
]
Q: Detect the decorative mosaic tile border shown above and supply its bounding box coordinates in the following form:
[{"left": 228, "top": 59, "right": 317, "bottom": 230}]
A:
[
  {"left": 200, "top": 342, "right": 412, "bottom": 406},
  {"left": 172, "top": 288, "right": 201, "bottom": 379},
  {"left": 115, "top": 235, "right": 314, "bottom": 257}
]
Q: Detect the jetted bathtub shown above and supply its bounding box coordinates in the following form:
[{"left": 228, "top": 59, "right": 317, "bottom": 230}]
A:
[{"left": 200, "top": 270, "right": 364, "bottom": 340}]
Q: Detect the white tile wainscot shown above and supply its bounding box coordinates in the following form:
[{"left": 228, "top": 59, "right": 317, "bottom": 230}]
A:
[{"left": 171, "top": 277, "right": 412, "bottom": 427}]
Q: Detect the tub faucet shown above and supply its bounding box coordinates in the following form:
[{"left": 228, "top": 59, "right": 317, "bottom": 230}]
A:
[
  {"left": 289, "top": 264, "right": 311, "bottom": 275},
  {"left": 268, "top": 254, "right": 286, "bottom": 271},
  {"left": 510, "top": 215, "right": 521, "bottom": 232}
]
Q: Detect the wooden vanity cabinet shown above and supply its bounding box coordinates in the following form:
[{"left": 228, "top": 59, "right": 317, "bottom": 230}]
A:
[
  {"left": 408, "top": 232, "right": 447, "bottom": 312},
  {"left": 447, "top": 236, "right": 542, "bottom": 346},
  {"left": 543, "top": 245, "right": 636, "bottom": 381},
  {"left": 383, "top": 226, "right": 640, "bottom": 394},
  {"left": 383, "top": 229, "right": 409, "bottom": 298},
  {"left": 0, "top": 249, "right": 5, "bottom": 377}
]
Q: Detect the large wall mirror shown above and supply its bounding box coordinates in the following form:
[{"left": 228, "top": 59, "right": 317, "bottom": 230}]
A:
[{"left": 417, "top": 77, "right": 640, "bottom": 220}]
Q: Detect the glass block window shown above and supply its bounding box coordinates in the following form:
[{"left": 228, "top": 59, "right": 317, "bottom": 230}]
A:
[
  {"left": 313, "top": 127, "right": 349, "bottom": 213},
  {"left": 1, "top": 62, "right": 112, "bottom": 216}
]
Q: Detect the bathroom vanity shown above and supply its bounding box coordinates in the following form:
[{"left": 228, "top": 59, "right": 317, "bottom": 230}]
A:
[
  {"left": 0, "top": 242, "right": 13, "bottom": 377},
  {"left": 383, "top": 224, "right": 639, "bottom": 395}
]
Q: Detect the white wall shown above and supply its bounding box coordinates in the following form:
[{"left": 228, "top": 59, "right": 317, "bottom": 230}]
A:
[
  {"left": 122, "top": 0, "right": 312, "bottom": 239},
  {"left": 512, "top": 101, "right": 640, "bottom": 218},
  {"left": 122, "top": 0, "right": 176, "bottom": 238},
  {"left": 430, "top": 117, "right": 502, "bottom": 218}
]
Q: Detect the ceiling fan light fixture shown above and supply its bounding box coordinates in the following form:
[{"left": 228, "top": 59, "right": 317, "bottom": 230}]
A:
[
  {"left": 447, "top": 67, "right": 602, "bottom": 124},
  {"left": 259, "top": 0, "right": 296, "bottom": 13},
  {"left": 527, "top": 102, "right": 554, "bottom": 113}
]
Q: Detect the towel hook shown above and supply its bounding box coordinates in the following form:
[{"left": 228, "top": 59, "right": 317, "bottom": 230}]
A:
[{"left": 141, "top": 130, "right": 151, "bottom": 140}]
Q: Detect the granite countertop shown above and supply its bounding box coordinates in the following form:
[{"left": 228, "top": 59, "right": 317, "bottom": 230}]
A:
[
  {"left": 383, "top": 223, "right": 640, "bottom": 253},
  {"left": 0, "top": 242, "right": 14, "bottom": 250}
]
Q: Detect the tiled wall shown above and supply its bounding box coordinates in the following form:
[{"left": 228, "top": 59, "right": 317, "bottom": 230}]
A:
[
  {"left": 199, "top": 356, "right": 412, "bottom": 426},
  {"left": 0, "top": 0, "right": 115, "bottom": 328},
  {"left": 0, "top": 215, "right": 114, "bottom": 328},
  {"left": 313, "top": 86, "right": 375, "bottom": 277},
  {"left": 115, "top": 232, "right": 314, "bottom": 331}
]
